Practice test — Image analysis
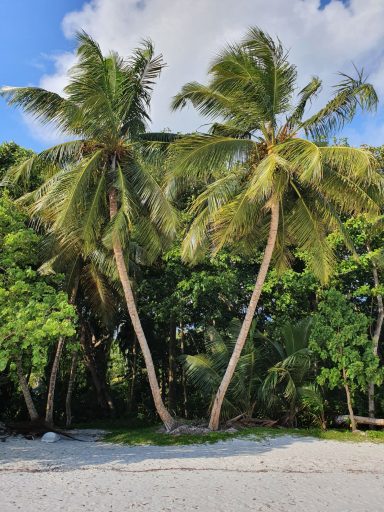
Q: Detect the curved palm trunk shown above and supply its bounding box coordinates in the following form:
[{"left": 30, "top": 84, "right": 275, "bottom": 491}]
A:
[
  {"left": 65, "top": 350, "right": 78, "bottom": 427},
  {"left": 209, "top": 202, "right": 279, "bottom": 430},
  {"left": 109, "top": 188, "right": 175, "bottom": 431},
  {"left": 16, "top": 357, "right": 39, "bottom": 421},
  {"left": 368, "top": 261, "right": 384, "bottom": 419}
]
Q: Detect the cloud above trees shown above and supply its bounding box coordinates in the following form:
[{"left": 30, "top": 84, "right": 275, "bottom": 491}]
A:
[{"left": 30, "top": 0, "right": 384, "bottom": 144}]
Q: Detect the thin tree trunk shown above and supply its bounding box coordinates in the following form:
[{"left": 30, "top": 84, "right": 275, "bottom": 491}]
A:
[
  {"left": 80, "top": 323, "right": 110, "bottom": 411},
  {"left": 368, "top": 258, "right": 384, "bottom": 419},
  {"left": 65, "top": 350, "right": 78, "bottom": 428},
  {"left": 45, "top": 282, "right": 79, "bottom": 426},
  {"left": 100, "top": 380, "right": 115, "bottom": 416},
  {"left": 161, "top": 357, "right": 167, "bottom": 403},
  {"left": 343, "top": 366, "right": 357, "bottom": 432},
  {"left": 209, "top": 201, "right": 279, "bottom": 430},
  {"left": 128, "top": 335, "right": 138, "bottom": 411},
  {"left": 45, "top": 337, "right": 65, "bottom": 425},
  {"left": 168, "top": 316, "right": 177, "bottom": 412},
  {"left": 109, "top": 186, "right": 174, "bottom": 431},
  {"left": 15, "top": 357, "right": 39, "bottom": 421},
  {"left": 180, "top": 322, "right": 188, "bottom": 419}
]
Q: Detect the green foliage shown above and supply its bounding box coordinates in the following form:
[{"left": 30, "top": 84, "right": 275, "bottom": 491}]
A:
[
  {"left": 171, "top": 28, "right": 383, "bottom": 284},
  {"left": 260, "top": 318, "right": 315, "bottom": 425},
  {"left": 310, "top": 289, "right": 382, "bottom": 396},
  {"left": 0, "top": 142, "right": 33, "bottom": 182},
  {"left": 0, "top": 193, "right": 76, "bottom": 377},
  {"left": 1, "top": 34, "right": 178, "bottom": 263},
  {"left": 184, "top": 319, "right": 261, "bottom": 419},
  {"left": 0, "top": 27, "right": 384, "bottom": 431}
]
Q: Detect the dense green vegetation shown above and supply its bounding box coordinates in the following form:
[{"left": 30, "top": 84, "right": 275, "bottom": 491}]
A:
[{"left": 1, "top": 29, "right": 384, "bottom": 438}]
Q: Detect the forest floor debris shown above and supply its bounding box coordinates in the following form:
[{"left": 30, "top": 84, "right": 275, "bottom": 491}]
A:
[{"left": 1, "top": 433, "right": 384, "bottom": 511}]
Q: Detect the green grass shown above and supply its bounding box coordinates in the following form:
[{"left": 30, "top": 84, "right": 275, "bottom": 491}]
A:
[
  {"left": 307, "top": 428, "right": 384, "bottom": 444},
  {"left": 75, "top": 419, "right": 384, "bottom": 446},
  {"left": 103, "top": 425, "right": 281, "bottom": 446}
]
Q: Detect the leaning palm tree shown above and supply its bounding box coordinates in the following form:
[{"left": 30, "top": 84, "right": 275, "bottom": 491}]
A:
[
  {"left": 170, "top": 28, "right": 384, "bottom": 429},
  {"left": 1, "top": 32, "right": 178, "bottom": 429}
]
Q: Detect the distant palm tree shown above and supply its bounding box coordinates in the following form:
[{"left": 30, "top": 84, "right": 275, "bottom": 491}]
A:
[
  {"left": 171, "top": 28, "right": 383, "bottom": 429},
  {"left": 1, "top": 33, "right": 178, "bottom": 429}
]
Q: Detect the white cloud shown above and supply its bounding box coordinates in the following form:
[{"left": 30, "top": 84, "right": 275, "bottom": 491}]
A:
[{"left": 25, "top": 0, "right": 384, "bottom": 145}]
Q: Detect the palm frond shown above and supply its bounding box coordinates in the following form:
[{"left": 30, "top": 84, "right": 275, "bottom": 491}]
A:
[
  {"left": 287, "top": 185, "right": 335, "bottom": 282},
  {"left": 169, "top": 134, "right": 254, "bottom": 184},
  {"left": 285, "top": 76, "right": 322, "bottom": 130},
  {"left": 0, "top": 86, "right": 76, "bottom": 133},
  {"left": 301, "top": 69, "right": 378, "bottom": 139}
]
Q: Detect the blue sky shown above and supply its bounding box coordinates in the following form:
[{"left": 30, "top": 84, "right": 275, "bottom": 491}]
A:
[
  {"left": 0, "top": 1, "right": 81, "bottom": 151},
  {"left": 0, "top": 0, "right": 382, "bottom": 152}
]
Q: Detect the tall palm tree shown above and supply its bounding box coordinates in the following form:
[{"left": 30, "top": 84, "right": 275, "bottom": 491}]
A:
[
  {"left": 170, "top": 28, "right": 384, "bottom": 429},
  {"left": 1, "top": 32, "right": 178, "bottom": 429}
]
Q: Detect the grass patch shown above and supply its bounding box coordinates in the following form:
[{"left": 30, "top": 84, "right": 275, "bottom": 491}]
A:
[
  {"left": 306, "top": 428, "right": 384, "bottom": 444},
  {"left": 103, "top": 425, "right": 273, "bottom": 446},
  {"left": 97, "top": 423, "right": 384, "bottom": 446},
  {"left": 73, "top": 418, "right": 384, "bottom": 446}
]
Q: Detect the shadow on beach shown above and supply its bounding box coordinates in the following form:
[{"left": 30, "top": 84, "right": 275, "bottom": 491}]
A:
[{"left": 0, "top": 433, "right": 316, "bottom": 472}]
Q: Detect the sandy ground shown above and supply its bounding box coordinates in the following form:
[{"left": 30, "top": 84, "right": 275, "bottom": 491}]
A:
[{"left": 1, "top": 432, "right": 384, "bottom": 512}]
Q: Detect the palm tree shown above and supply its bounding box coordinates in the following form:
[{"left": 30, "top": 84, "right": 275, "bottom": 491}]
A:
[
  {"left": 170, "top": 28, "right": 384, "bottom": 429},
  {"left": 1, "top": 32, "right": 178, "bottom": 429},
  {"left": 184, "top": 319, "right": 262, "bottom": 420},
  {"left": 260, "top": 318, "right": 314, "bottom": 426}
]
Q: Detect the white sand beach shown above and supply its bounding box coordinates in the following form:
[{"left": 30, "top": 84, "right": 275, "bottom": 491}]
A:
[{"left": 1, "top": 433, "right": 384, "bottom": 511}]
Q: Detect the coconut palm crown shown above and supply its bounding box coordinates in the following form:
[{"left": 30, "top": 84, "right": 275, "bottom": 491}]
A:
[
  {"left": 171, "top": 28, "right": 382, "bottom": 280},
  {"left": 171, "top": 27, "right": 384, "bottom": 430},
  {"left": 1, "top": 32, "right": 178, "bottom": 429}
]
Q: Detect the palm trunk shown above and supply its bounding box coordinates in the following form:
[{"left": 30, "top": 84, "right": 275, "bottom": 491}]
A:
[
  {"left": 209, "top": 201, "right": 279, "bottom": 430},
  {"left": 65, "top": 350, "right": 78, "bottom": 427},
  {"left": 16, "top": 357, "right": 39, "bottom": 421},
  {"left": 368, "top": 259, "right": 383, "bottom": 419},
  {"left": 109, "top": 186, "right": 174, "bottom": 431},
  {"left": 343, "top": 366, "right": 357, "bottom": 432}
]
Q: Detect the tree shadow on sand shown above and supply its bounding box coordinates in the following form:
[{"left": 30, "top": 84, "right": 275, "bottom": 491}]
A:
[{"left": 0, "top": 434, "right": 317, "bottom": 472}]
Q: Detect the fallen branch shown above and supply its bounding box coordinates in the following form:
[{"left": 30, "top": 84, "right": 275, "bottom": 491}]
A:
[
  {"left": 335, "top": 415, "right": 384, "bottom": 427},
  {"left": 226, "top": 413, "right": 246, "bottom": 425},
  {"left": 5, "top": 419, "right": 85, "bottom": 440},
  {"left": 227, "top": 417, "right": 278, "bottom": 428}
]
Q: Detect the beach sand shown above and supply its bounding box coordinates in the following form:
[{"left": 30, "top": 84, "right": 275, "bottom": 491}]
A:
[{"left": 1, "top": 433, "right": 383, "bottom": 511}]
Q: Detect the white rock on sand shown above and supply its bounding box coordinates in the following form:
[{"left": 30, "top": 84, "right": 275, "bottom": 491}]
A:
[
  {"left": 41, "top": 432, "right": 61, "bottom": 443},
  {"left": 1, "top": 433, "right": 384, "bottom": 511}
]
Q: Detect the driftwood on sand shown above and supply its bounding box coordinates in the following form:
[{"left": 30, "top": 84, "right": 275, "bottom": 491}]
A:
[{"left": 3, "top": 419, "right": 84, "bottom": 441}]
